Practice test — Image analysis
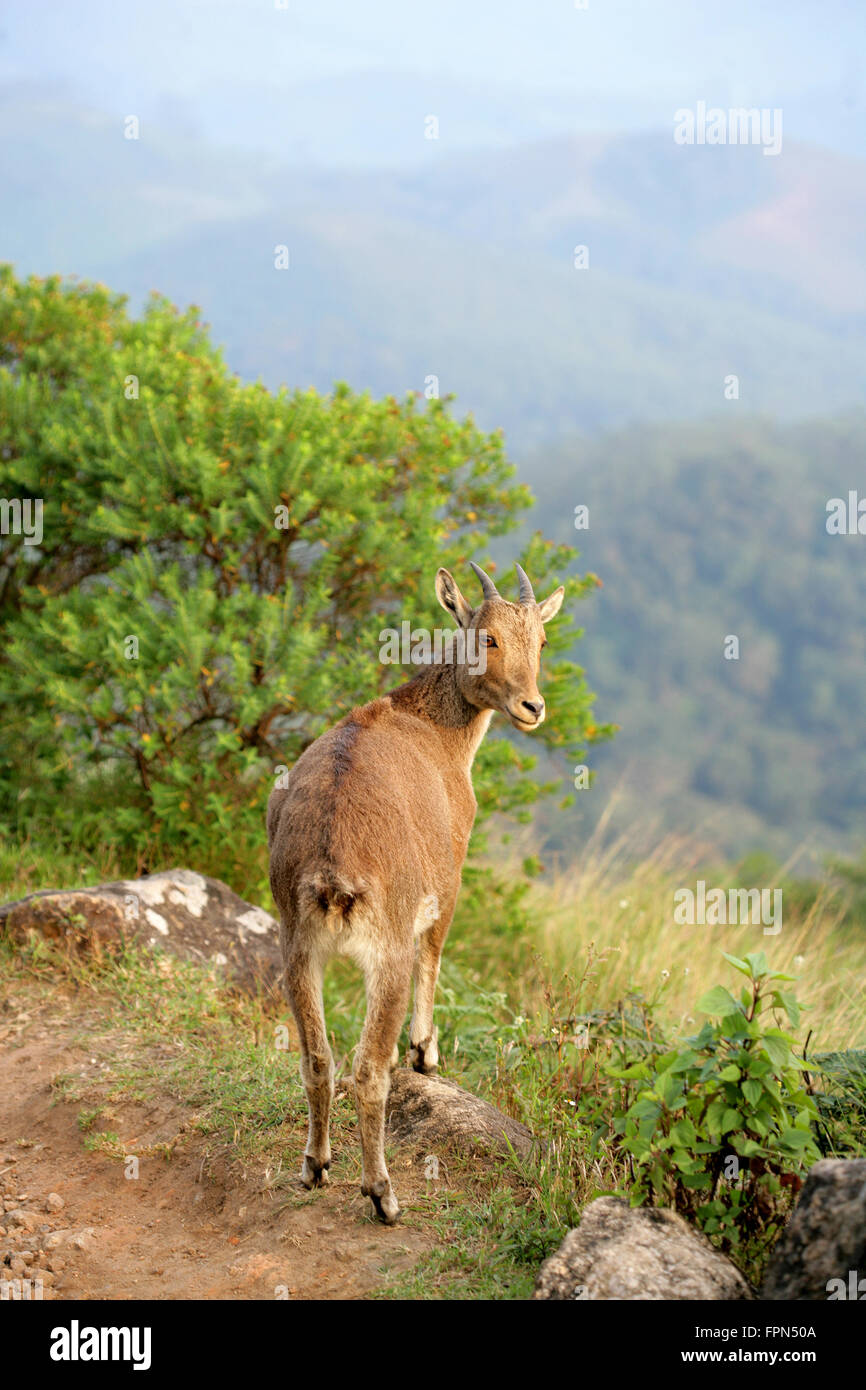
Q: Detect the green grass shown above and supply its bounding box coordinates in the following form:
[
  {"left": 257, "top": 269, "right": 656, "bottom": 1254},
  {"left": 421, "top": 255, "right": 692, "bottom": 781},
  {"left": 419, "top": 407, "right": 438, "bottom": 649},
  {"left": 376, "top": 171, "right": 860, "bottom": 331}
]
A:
[{"left": 371, "top": 1184, "right": 543, "bottom": 1300}]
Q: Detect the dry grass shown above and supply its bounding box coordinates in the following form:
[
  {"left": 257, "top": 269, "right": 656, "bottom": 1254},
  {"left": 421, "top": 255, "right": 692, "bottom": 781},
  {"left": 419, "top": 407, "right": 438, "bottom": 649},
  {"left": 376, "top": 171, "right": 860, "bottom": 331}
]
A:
[{"left": 508, "top": 829, "right": 866, "bottom": 1051}]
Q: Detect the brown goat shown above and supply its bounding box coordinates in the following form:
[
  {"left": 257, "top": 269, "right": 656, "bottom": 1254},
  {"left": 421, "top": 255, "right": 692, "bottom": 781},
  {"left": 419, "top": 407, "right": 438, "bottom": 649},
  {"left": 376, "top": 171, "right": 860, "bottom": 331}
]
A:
[{"left": 267, "top": 562, "right": 564, "bottom": 1223}]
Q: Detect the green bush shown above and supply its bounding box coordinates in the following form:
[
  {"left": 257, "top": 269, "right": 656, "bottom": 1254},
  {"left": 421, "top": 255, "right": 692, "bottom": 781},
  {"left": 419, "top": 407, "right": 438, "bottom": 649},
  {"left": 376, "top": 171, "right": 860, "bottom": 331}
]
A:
[
  {"left": 0, "top": 267, "right": 610, "bottom": 883},
  {"left": 610, "top": 951, "right": 821, "bottom": 1257}
]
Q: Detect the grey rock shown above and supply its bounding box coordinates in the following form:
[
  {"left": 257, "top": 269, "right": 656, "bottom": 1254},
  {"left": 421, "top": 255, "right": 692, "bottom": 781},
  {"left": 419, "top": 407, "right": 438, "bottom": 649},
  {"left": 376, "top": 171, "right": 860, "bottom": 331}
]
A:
[
  {"left": 533, "top": 1196, "right": 753, "bottom": 1301},
  {"left": 0, "top": 870, "right": 282, "bottom": 994},
  {"left": 69, "top": 1228, "right": 98, "bottom": 1252},
  {"left": 762, "top": 1158, "right": 866, "bottom": 1301},
  {"left": 342, "top": 1067, "right": 534, "bottom": 1161}
]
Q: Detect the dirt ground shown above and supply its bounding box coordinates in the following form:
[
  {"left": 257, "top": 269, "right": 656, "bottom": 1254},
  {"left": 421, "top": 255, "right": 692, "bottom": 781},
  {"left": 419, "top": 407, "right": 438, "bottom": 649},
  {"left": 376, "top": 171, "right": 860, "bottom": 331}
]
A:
[{"left": 0, "top": 986, "right": 438, "bottom": 1300}]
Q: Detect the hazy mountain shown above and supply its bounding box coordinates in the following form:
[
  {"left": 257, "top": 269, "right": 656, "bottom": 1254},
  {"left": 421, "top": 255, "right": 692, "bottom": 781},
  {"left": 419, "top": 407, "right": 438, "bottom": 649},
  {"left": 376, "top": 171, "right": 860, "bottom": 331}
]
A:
[{"left": 2, "top": 90, "right": 865, "bottom": 447}]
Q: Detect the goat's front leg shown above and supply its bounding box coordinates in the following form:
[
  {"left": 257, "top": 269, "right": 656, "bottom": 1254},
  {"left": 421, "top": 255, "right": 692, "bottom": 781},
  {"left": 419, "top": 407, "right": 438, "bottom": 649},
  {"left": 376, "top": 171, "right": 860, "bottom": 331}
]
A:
[{"left": 355, "top": 953, "right": 412, "bottom": 1224}]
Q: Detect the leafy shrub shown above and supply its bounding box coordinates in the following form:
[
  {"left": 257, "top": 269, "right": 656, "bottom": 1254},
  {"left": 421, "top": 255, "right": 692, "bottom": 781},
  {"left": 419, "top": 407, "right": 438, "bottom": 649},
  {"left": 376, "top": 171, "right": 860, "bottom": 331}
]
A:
[
  {"left": 0, "top": 267, "right": 610, "bottom": 878},
  {"left": 479, "top": 948, "right": 839, "bottom": 1277},
  {"left": 610, "top": 951, "right": 820, "bottom": 1256}
]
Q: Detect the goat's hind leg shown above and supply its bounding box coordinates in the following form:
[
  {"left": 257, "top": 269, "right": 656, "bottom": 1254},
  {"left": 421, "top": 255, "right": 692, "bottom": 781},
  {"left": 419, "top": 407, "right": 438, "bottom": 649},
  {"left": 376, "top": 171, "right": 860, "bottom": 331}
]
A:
[
  {"left": 354, "top": 952, "right": 412, "bottom": 1224},
  {"left": 285, "top": 946, "right": 334, "bottom": 1189}
]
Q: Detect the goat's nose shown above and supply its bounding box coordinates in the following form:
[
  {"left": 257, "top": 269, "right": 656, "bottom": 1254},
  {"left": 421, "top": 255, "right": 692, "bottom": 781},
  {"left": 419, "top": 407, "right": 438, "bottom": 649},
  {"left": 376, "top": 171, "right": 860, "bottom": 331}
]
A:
[{"left": 522, "top": 699, "right": 544, "bottom": 720}]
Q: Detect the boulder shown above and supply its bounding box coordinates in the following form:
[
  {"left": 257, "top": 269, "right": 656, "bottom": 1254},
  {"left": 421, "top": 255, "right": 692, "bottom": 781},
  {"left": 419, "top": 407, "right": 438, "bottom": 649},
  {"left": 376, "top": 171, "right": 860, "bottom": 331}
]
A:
[
  {"left": 761, "top": 1158, "right": 866, "bottom": 1301},
  {"left": 0, "top": 870, "right": 283, "bottom": 994},
  {"left": 533, "top": 1196, "right": 753, "bottom": 1300},
  {"left": 386, "top": 1068, "right": 534, "bottom": 1161},
  {"left": 337, "top": 1068, "right": 534, "bottom": 1162}
]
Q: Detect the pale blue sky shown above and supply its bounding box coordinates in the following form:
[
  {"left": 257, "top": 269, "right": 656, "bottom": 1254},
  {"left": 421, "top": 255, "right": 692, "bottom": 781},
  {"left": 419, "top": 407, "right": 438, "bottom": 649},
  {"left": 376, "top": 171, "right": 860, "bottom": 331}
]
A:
[{"left": 1, "top": 0, "right": 863, "bottom": 163}]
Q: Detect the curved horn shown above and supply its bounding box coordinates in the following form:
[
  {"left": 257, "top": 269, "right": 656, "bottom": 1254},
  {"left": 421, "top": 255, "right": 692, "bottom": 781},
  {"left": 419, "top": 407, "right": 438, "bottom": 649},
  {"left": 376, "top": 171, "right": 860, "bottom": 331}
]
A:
[
  {"left": 515, "top": 563, "right": 536, "bottom": 606},
  {"left": 469, "top": 561, "right": 499, "bottom": 600}
]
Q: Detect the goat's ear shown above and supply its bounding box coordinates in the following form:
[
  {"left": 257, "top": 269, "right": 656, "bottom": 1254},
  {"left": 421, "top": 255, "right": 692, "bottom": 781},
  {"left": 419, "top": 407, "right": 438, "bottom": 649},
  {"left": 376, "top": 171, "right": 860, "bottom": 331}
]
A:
[
  {"left": 435, "top": 568, "right": 474, "bottom": 629},
  {"left": 537, "top": 585, "right": 565, "bottom": 624}
]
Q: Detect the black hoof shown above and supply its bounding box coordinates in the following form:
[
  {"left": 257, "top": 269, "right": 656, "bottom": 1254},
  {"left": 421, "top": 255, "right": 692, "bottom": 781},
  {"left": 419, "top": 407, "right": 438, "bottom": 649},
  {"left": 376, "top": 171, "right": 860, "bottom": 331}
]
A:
[
  {"left": 301, "top": 1156, "right": 331, "bottom": 1189},
  {"left": 370, "top": 1191, "right": 401, "bottom": 1225},
  {"left": 411, "top": 1045, "right": 438, "bottom": 1075},
  {"left": 362, "top": 1179, "right": 401, "bottom": 1224}
]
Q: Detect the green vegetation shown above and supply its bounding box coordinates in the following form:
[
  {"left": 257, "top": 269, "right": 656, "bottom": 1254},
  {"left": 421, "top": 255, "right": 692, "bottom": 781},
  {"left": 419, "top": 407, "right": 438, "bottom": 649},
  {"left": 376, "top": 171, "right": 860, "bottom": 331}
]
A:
[
  {"left": 612, "top": 952, "right": 820, "bottom": 1256},
  {"left": 0, "top": 267, "right": 608, "bottom": 887}
]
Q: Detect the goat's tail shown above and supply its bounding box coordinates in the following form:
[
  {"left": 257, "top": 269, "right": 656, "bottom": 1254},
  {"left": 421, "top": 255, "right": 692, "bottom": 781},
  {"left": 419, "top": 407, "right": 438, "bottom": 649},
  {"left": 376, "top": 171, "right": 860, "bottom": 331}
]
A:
[{"left": 300, "top": 869, "right": 368, "bottom": 928}]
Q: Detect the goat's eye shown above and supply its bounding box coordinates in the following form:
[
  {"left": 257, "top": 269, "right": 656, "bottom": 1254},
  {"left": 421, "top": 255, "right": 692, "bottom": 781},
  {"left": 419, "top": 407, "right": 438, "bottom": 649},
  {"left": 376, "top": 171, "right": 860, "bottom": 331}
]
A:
[
  {"left": 484, "top": 634, "right": 497, "bottom": 648},
  {"left": 541, "top": 638, "right": 548, "bottom": 649}
]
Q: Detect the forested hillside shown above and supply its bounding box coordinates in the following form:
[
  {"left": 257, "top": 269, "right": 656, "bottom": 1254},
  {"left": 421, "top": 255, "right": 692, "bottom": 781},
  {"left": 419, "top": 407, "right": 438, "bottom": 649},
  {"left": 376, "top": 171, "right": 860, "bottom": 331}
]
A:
[{"left": 520, "top": 413, "right": 866, "bottom": 860}]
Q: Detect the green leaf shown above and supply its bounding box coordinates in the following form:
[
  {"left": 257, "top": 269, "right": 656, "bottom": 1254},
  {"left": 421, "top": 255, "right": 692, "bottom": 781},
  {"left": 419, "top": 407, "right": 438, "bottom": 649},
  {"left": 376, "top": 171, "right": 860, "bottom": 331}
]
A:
[
  {"left": 697, "top": 986, "right": 742, "bottom": 1017},
  {"left": 722, "top": 952, "right": 751, "bottom": 977},
  {"left": 669, "top": 1117, "right": 698, "bottom": 1147},
  {"left": 762, "top": 1032, "right": 794, "bottom": 1069},
  {"left": 779, "top": 1128, "right": 814, "bottom": 1151},
  {"left": 771, "top": 991, "right": 801, "bottom": 1027},
  {"left": 742, "top": 1078, "right": 763, "bottom": 1108},
  {"left": 743, "top": 951, "right": 769, "bottom": 979},
  {"left": 628, "top": 1098, "right": 662, "bottom": 1122}
]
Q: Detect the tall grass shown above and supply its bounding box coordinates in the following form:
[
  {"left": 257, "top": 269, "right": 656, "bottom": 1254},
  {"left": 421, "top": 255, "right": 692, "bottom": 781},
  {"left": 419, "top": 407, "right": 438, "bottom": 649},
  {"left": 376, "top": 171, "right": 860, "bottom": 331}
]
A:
[{"left": 462, "top": 830, "right": 866, "bottom": 1052}]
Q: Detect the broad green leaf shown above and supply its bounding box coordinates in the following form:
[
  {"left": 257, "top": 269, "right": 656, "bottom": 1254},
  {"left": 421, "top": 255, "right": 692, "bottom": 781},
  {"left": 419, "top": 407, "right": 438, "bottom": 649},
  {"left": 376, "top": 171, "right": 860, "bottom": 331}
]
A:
[{"left": 697, "top": 986, "right": 741, "bottom": 1017}]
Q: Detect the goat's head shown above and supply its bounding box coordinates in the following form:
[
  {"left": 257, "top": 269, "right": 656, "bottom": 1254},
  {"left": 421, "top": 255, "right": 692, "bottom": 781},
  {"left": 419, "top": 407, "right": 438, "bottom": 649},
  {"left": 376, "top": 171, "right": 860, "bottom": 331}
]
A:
[{"left": 435, "top": 562, "right": 564, "bottom": 730}]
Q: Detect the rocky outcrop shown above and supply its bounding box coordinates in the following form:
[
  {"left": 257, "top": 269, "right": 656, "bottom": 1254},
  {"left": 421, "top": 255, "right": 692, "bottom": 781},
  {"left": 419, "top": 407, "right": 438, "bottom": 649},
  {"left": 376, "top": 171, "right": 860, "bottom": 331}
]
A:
[
  {"left": 0, "top": 870, "right": 283, "bottom": 993},
  {"left": 533, "top": 1196, "right": 753, "bottom": 1300},
  {"left": 762, "top": 1158, "right": 866, "bottom": 1301},
  {"left": 336, "top": 1068, "right": 534, "bottom": 1163}
]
